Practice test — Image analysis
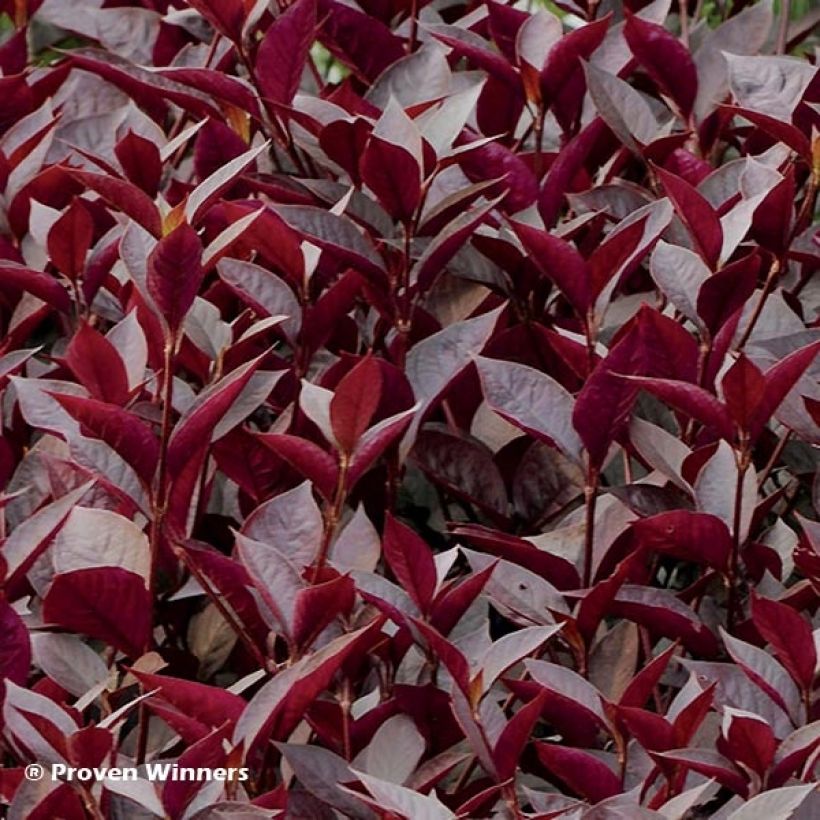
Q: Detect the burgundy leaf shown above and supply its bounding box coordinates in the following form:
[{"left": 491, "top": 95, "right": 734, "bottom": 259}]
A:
[
  {"left": 382, "top": 514, "right": 437, "bottom": 615},
  {"left": 46, "top": 199, "right": 93, "bottom": 281},
  {"left": 50, "top": 394, "right": 159, "bottom": 486},
  {"left": 0, "top": 598, "right": 31, "bottom": 685},
  {"left": 655, "top": 164, "right": 722, "bottom": 268},
  {"left": 42, "top": 568, "right": 151, "bottom": 658},
  {"left": 535, "top": 743, "right": 621, "bottom": 803},
  {"left": 624, "top": 15, "right": 698, "bottom": 118},
  {"left": 0, "top": 262, "right": 71, "bottom": 313},
  {"left": 67, "top": 168, "right": 162, "bottom": 237},
  {"left": 509, "top": 220, "right": 590, "bottom": 314},
  {"left": 751, "top": 595, "right": 817, "bottom": 692},
  {"left": 256, "top": 0, "right": 316, "bottom": 106},
  {"left": 259, "top": 433, "right": 339, "bottom": 501},
  {"left": 64, "top": 323, "right": 130, "bottom": 406},
  {"left": 146, "top": 222, "right": 204, "bottom": 334},
  {"left": 330, "top": 355, "right": 383, "bottom": 455}
]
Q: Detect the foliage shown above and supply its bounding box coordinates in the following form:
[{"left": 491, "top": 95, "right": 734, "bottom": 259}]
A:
[{"left": 0, "top": 0, "right": 818, "bottom": 817}]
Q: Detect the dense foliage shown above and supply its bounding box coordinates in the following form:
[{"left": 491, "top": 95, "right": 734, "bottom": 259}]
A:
[{"left": 0, "top": 0, "right": 818, "bottom": 817}]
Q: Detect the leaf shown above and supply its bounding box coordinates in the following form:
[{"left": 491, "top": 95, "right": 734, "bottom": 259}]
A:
[
  {"left": 256, "top": 0, "right": 316, "bottom": 106},
  {"left": 654, "top": 164, "right": 722, "bottom": 269},
  {"left": 46, "top": 199, "right": 93, "bottom": 281},
  {"left": 696, "top": 251, "right": 761, "bottom": 335},
  {"left": 185, "top": 142, "right": 269, "bottom": 225},
  {"left": 292, "top": 574, "right": 355, "bottom": 649},
  {"left": 492, "top": 691, "right": 547, "bottom": 781},
  {"left": 653, "top": 748, "right": 747, "bottom": 794},
  {"left": 42, "top": 567, "right": 151, "bottom": 658},
  {"left": 258, "top": 433, "right": 339, "bottom": 501},
  {"left": 535, "top": 743, "right": 621, "bottom": 803},
  {"left": 278, "top": 744, "right": 373, "bottom": 819},
  {"left": 403, "top": 307, "right": 502, "bottom": 452},
  {"left": 130, "top": 669, "right": 245, "bottom": 730},
  {"left": 540, "top": 17, "right": 610, "bottom": 104},
  {"left": 64, "top": 323, "right": 130, "bottom": 406},
  {"left": 693, "top": 440, "right": 756, "bottom": 541},
  {"left": 0, "top": 598, "right": 31, "bottom": 685},
  {"left": 330, "top": 356, "right": 383, "bottom": 455},
  {"left": 187, "top": 0, "right": 245, "bottom": 40},
  {"left": 650, "top": 241, "right": 710, "bottom": 326},
  {"left": 2, "top": 482, "right": 94, "bottom": 590},
  {"left": 413, "top": 197, "right": 502, "bottom": 292},
  {"left": 624, "top": 14, "right": 698, "bottom": 118},
  {"left": 412, "top": 429, "right": 507, "bottom": 517},
  {"left": 360, "top": 714, "right": 425, "bottom": 785},
  {"left": 725, "top": 785, "right": 815, "bottom": 820},
  {"left": 217, "top": 257, "right": 301, "bottom": 340},
  {"left": 360, "top": 98, "right": 423, "bottom": 223},
  {"left": 166, "top": 355, "right": 271, "bottom": 479},
  {"left": 235, "top": 532, "right": 303, "bottom": 640},
  {"left": 476, "top": 356, "right": 583, "bottom": 463},
  {"left": 508, "top": 220, "right": 590, "bottom": 314},
  {"left": 721, "top": 707, "right": 776, "bottom": 776},
  {"left": 242, "top": 481, "right": 323, "bottom": 570},
  {"left": 115, "top": 130, "right": 163, "bottom": 197},
  {"left": 0, "top": 262, "right": 71, "bottom": 313},
  {"left": 234, "top": 621, "right": 381, "bottom": 763},
  {"left": 382, "top": 514, "right": 437, "bottom": 614},
  {"left": 272, "top": 204, "right": 386, "bottom": 283},
  {"left": 749, "top": 340, "right": 820, "bottom": 441},
  {"left": 720, "top": 628, "right": 802, "bottom": 722},
  {"left": 750, "top": 595, "right": 816, "bottom": 692},
  {"left": 624, "top": 376, "right": 735, "bottom": 441},
  {"left": 613, "top": 586, "right": 718, "bottom": 656},
  {"left": 350, "top": 770, "right": 456, "bottom": 819},
  {"left": 693, "top": 0, "right": 774, "bottom": 122},
  {"left": 632, "top": 511, "right": 733, "bottom": 571},
  {"left": 146, "top": 222, "right": 204, "bottom": 334},
  {"left": 574, "top": 306, "right": 699, "bottom": 466},
  {"left": 583, "top": 61, "right": 659, "bottom": 152},
  {"left": 724, "top": 54, "right": 816, "bottom": 121},
  {"left": 49, "top": 395, "right": 159, "bottom": 487},
  {"left": 67, "top": 168, "right": 162, "bottom": 237}
]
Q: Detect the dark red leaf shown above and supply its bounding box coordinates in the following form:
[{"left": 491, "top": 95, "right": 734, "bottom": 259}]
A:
[
  {"left": 50, "top": 394, "right": 160, "bottom": 486},
  {"left": 382, "top": 514, "right": 437, "bottom": 614},
  {"left": 47, "top": 199, "right": 93, "bottom": 281},
  {"left": 256, "top": 0, "right": 317, "bottom": 106},
  {"left": 624, "top": 15, "right": 698, "bottom": 118},
  {"left": 146, "top": 222, "right": 204, "bottom": 334},
  {"left": 751, "top": 595, "right": 817, "bottom": 692},
  {"left": 64, "top": 323, "right": 130, "bottom": 406},
  {"left": 330, "top": 355, "right": 382, "bottom": 454},
  {"left": 42, "top": 568, "right": 151, "bottom": 658},
  {"left": 535, "top": 743, "right": 622, "bottom": 803},
  {"left": 654, "top": 164, "right": 722, "bottom": 268}
]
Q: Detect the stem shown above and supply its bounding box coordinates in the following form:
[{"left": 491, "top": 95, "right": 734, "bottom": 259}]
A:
[
  {"left": 584, "top": 311, "right": 597, "bottom": 377},
  {"left": 408, "top": 0, "right": 419, "bottom": 53},
  {"left": 533, "top": 107, "right": 546, "bottom": 177},
  {"left": 311, "top": 457, "right": 348, "bottom": 582},
  {"left": 146, "top": 338, "right": 176, "bottom": 624},
  {"left": 727, "top": 446, "right": 750, "bottom": 630},
  {"left": 174, "top": 545, "right": 269, "bottom": 670},
  {"left": 678, "top": 0, "right": 689, "bottom": 47},
  {"left": 758, "top": 430, "right": 791, "bottom": 489},
  {"left": 583, "top": 466, "right": 600, "bottom": 588},
  {"left": 78, "top": 786, "right": 105, "bottom": 820},
  {"left": 137, "top": 336, "right": 177, "bottom": 766},
  {"left": 775, "top": 0, "right": 791, "bottom": 54},
  {"left": 734, "top": 258, "right": 780, "bottom": 352},
  {"left": 340, "top": 679, "right": 352, "bottom": 761}
]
